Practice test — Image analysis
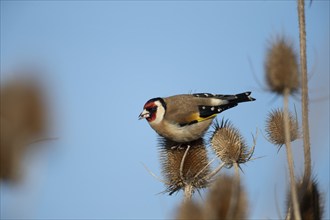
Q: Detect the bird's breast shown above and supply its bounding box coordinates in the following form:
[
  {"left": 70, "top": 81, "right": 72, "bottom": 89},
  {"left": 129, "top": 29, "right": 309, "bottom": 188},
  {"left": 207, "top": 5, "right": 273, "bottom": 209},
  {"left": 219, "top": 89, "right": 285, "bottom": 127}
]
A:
[{"left": 150, "top": 119, "right": 213, "bottom": 143}]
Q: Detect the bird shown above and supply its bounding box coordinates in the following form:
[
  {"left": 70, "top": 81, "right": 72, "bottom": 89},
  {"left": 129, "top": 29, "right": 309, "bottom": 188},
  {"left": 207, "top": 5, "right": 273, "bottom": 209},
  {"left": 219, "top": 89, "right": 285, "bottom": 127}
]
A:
[{"left": 139, "top": 92, "right": 256, "bottom": 143}]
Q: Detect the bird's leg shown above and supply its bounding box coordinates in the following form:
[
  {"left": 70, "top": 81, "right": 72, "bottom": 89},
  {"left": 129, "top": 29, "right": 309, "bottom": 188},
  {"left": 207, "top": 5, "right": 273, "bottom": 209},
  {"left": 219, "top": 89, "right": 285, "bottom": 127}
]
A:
[
  {"left": 178, "top": 144, "right": 186, "bottom": 150},
  {"left": 170, "top": 144, "right": 179, "bottom": 150},
  {"left": 170, "top": 143, "right": 183, "bottom": 150},
  {"left": 170, "top": 143, "right": 191, "bottom": 150}
]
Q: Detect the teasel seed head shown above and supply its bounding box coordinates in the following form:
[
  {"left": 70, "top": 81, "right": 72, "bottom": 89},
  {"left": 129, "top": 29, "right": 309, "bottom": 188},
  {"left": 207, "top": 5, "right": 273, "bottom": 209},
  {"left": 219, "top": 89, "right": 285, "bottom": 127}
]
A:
[
  {"left": 265, "top": 108, "right": 299, "bottom": 148},
  {"left": 0, "top": 78, "right": 48, "bottom": 141},
  {"left": 158, "top": 137, "right": 210, "bottom": 195},
  {"left": 0, "top": 77, "right": 48, "bottom": 182},
  {"left": 204, "top": 175, "right": 248, "bottom": 219},
  {"left": 286, "top": 178, "right": 323, "bottom": 220},
  {"left": 265, "top": 36, "right": 300, "bottom": 95},
  {"left": 210, "top": 119, "right": 255, "bottom": 167},
  {"left": 176, "top": 200, "right": 203, "bottom": 220}
]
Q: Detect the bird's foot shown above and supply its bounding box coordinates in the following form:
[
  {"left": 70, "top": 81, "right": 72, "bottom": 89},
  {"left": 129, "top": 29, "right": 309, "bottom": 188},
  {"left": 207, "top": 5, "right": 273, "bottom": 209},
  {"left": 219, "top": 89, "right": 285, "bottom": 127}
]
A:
[{"left": 170, "top": 144, "right": 190, "bottom": 150}]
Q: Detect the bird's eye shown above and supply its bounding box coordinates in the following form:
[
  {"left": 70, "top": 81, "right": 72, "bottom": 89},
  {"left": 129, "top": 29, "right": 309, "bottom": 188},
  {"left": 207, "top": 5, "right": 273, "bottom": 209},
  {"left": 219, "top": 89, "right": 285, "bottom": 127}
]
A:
[{"left": 148, "top": 106, "right": 158, "bottom": 112}]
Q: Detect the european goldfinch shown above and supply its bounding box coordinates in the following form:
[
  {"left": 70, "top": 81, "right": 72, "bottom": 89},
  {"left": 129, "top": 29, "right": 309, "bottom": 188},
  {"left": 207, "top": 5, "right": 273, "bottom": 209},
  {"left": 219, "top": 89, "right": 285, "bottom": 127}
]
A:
[{"left": 139, "top": 92, "right": 255, "bottom": 143}]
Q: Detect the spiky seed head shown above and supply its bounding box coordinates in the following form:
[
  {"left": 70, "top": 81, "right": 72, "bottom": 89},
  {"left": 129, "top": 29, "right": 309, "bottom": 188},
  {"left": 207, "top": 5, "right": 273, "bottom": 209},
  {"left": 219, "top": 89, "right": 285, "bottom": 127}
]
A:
[
  {"left": 265, "top": 108, "right": 299, "bottom": 147},
  {"left": 210, "top": 119, "right": 254, "bottom": 167},
  {"left": 265, "top": 36, "right": 300, "bottom": 94},
  {"left": 158, "top": 137, "right": 210, "bottom": 195},
  {"left": 286, "top": 179, "right": 323, "bottom": 220},
  {"left": 0, "top": 78, "right": 48, "bottom": 139},
  {"left": 204, "top": 175, "right": 247, "bottom": 219},
  {"left": 176, "top": 200, "right": 203, "bottom": 220},
  {"left": 0, "top": 78, "right": 48, "bottom": 182}
]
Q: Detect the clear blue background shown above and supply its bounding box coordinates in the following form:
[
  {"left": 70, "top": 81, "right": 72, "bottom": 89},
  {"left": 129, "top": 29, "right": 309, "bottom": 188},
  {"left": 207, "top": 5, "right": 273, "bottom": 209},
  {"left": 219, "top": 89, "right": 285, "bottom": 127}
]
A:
[{"left": 1, "top": 1, "right": 329, "bottom": 219}]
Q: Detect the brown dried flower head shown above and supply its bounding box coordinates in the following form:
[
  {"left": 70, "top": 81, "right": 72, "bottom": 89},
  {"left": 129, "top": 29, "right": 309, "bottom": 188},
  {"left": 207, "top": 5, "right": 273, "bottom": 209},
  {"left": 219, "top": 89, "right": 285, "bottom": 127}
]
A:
[
  {"left": 204, "top": 175, "right": 247, "bottom": 219},
  {"left": 265, "top": 36, "right": 300, "bottom": 94},
  {"left": 0, "top": 77, "right": 48, "bottom": 182},
  {"left": 159, "top": 138, "right": 210, "bottom": 195},
  {"left": 265, "top": 108, "right": 299, "bottom": 147},
  {"left": 176, "top": 200, "right": 203, "bottom": 220},
  {"left": 0, "top": 78, "right": 48, "bottom": 139},
  {"left": 287, "top": 179, "right": 323, "bottom": 220},
  {"left": 210, "top": 119, "right": 254, "bottom": 167}
]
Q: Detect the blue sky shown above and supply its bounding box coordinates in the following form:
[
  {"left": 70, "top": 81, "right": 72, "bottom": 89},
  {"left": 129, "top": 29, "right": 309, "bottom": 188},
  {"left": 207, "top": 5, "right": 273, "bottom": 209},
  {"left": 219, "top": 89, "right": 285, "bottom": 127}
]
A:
[{"left": 1, "top": 1, "right": 329, "bottom": 219}]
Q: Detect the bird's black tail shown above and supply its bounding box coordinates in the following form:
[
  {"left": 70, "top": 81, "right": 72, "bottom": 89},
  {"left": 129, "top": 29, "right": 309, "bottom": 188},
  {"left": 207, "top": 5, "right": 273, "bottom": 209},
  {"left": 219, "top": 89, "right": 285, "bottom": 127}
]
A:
[
  {"left": 195, "top": 91, "right": 255, "bottom": 117},
  {"left": 214, "top": 92, "right": 255, "bottom": 114},
  {"left": 213, "top": 91, "right": 256, "bottom": 104},
  {"left": 233, "top": 91, "right": 256, "bottom": 103}
]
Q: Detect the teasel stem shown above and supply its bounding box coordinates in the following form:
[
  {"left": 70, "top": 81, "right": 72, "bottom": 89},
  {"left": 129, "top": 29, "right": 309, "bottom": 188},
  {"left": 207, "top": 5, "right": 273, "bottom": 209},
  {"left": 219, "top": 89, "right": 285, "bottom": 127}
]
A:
[
  {"left": 27, "top": 137, "right": 58, "bottom": 146},
  {"left": 234, "top": 163, "right": 240, "bottom": 185},
  {"left": 297, "top": 0, "right": 311, "bottom": 183},
  {"left": 283, "top": 88, "right": 301, "bottom": 220},
  {"left": 180, "top": 145, "right": 193, "bottom": 203},
  {"left": 203, "top": 161, "right": 226, "bottom": 181},
  {"left": 183, "top": 184, "right": 193, "bottom": 203},
  {"left": 226, "top": 163, "right": 241, "bottom": 219}
]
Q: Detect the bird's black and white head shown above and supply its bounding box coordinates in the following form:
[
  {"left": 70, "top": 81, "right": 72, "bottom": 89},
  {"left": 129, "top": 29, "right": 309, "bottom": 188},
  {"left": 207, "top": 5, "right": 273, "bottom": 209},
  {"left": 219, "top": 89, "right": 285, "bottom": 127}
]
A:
[{"left": 139, "top": 97, "right": 166, "bottom": 124}]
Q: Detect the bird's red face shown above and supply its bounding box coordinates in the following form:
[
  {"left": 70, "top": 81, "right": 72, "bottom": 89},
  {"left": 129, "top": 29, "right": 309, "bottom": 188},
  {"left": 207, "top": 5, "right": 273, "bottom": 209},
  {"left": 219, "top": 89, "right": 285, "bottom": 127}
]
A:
[
  {"left": 142, "top": 102, "right": 158, "bottom": 122},
  {"left": 139, "top": 99, "right": 159, "bottom": 122},
  {"left": 139, "top": 97, "right": 166, "bottom": 123}
]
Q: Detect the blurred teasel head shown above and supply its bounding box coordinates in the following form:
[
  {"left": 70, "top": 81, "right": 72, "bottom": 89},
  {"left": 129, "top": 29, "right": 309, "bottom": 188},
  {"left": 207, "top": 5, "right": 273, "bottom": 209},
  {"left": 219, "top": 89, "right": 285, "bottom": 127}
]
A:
[
  {"left": 210, "top": 119, "right": 255, "bottom": 167},
  {"left": 265, "top": 36, "right": 300, "bottom": 95},
  {"left": 176, "top": 200, "right": 203, "bottom": 220},
  {"left": 0, "top": 75, "right": 49, "bottom": 182},
  {"left": 158, "top": 137, "right": 210, "bottom": 195},
  {"left": 204, "top": 175, "right": 248, "bottom": 219},
  {"left": 265, "top": 108, "right": 299, "bottom": 148},
  {"left": 0, "top": 77, "right": 48, "bottom": 139},
  {"left": 286, "top": 178, "right": 323, "bottom": 220}
]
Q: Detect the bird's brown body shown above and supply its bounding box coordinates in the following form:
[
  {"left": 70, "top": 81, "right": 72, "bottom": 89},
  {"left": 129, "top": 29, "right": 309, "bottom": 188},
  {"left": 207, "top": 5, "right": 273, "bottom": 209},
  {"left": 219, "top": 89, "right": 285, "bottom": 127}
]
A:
[
  {"left": 139, "top": 92, "right": 255, "bottom": 143},
  {"left": 151, "top": 95, "right": 217, "bottom": 142}
]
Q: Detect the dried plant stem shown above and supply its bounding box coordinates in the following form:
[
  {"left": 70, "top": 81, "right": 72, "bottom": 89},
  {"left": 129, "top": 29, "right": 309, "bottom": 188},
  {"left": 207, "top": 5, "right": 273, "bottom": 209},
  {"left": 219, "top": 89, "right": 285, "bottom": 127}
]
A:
[
  {"left": 180, "top": 145, "right": 191, "bottom": 182},
  {"left": 27, "top": 137, "right": 58, "bottom": 145},
  {"left": 297, "top": 0, "right": 311, "bottom": 183},
  {"left": 226, "top": 163, "right": 241, "bottom": 219},
  {"left": 283, "top": 88, "right": 301, "bottom": 220},
  {"left": 203, "top": 161, "right": 226, "bottom": 181},
  {"left": 141, "top": 163, "right": 169, "bottom": 185},
  {"left": 183, "top": 184, "right": 193, "bottom": 203},
  {"left": 180, "top": 145, "right": 193, "bottom": 203},
  {"left": 193, "top": 158, "right": 215, "bottom": 180}
]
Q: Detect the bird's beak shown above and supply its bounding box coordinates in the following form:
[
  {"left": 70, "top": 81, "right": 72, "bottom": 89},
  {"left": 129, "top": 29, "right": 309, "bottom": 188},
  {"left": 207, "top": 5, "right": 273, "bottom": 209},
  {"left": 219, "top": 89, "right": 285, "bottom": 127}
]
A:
[{"left": 138, "top": 109, "right": 150, "bottom": 120}]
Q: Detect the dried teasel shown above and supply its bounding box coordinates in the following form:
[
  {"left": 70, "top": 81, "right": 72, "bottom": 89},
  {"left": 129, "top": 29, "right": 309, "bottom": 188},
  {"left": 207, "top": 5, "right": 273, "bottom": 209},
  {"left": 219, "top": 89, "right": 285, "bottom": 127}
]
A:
[
  {"left": 265, "top": 108, "right": 299, "bottom": 148},
  {"left": 176, "top": 200, "right": 203, "bottom": 220},
  {"left": 0, "top": 77, "right": 49, "bottom": 182},
  {"left": 158, "top": 137, "right": 210, "bottom": 195},
  {"left": 0, "top": 78, "right": 48, "bottom": 138},
  {"left": 204, "top": 175, "right": 248, "bottom": 220},
  {"left": 286, "top": 178, "right": 323, "bottom": 220},
  {"left": 210, "top": 119, "right": 255, "bottom": 167},
  {"left": 265, "top": 36, "right": 300, "bottom": 95}
]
